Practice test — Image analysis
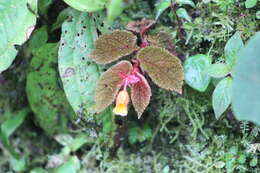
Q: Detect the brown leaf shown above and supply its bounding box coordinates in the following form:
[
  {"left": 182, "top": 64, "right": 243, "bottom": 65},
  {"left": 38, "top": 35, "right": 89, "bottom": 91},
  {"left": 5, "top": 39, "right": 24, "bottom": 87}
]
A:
[
  {"left": 126, "top": 19, "right": 155, "bottom": 35},
  {"left": 137, "top": 46, "right": 184, "bottom": 93},
  {"left": 95, "top": 61, "right": 133, "bottom": 112},
  {"left": 131, "top": 73, "right": 151, "bottom": 118},
  {"left": 90, "top": 30, "right": 137, "bottom": 64}
]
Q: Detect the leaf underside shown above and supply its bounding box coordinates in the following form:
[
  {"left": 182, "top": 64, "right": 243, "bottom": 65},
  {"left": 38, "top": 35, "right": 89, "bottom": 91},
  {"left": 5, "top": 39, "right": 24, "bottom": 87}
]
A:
[
  {"left": 90, "top": 30, "right": 137, "bottom": 64},
  {"left": 137, "top": 46, "right": 184, "bottom": 93},
  {"left": 131, "top": 73, "right": 152, "bottom": 118},
  {"left": 95, "top": 61, "right": 133, "bottom": 112}
]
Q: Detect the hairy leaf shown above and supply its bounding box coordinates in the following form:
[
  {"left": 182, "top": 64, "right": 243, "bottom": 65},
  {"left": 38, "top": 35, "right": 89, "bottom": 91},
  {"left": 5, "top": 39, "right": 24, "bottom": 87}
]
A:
[
  {"left": 63, "top": 0, "right": 107, "bottom": 12},
  {"left": 27, "top": 43, "right": 74, "bottom": 135},
  {"left": 58, "top": 10, "right": 101, "bottom": 120},
  {"left": 213, "top": 77, "right": 232, "bottom": 119},
  {"left": 131, "top": 73, "right": 152, "bottom": 118},
  {"left": 0, "top": 0, "right": 37, "bottom": 73},
  {"left": 90, "top": 30, "right": 137, "bottom": 64},
  {"left": 147, "top": 31, "right": 177, "bottom": 56},
  {"left": 95, "top": 61, "right": 133, "bottom": 112},
  {"left": 232, "top": 32, "right": 260, "bottom": 125},
  {"left": 137, "top": 46, "right": 184, "bottom": 93},
  {"left": 184, "top": 54, "right": 212, "bottom": 92}
]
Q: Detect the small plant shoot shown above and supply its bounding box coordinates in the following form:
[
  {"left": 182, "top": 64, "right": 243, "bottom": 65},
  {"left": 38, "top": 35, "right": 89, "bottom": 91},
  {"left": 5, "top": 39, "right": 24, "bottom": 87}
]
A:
[{"left": 91, "top": 22, "right": 184, "bottom": 118}]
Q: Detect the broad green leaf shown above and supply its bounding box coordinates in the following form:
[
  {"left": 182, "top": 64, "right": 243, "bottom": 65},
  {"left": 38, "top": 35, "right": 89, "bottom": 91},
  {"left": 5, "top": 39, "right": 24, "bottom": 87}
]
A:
[
  {"left": 95, "top": 61, "right": 133, "bottom": 112},
  {"left": 28, "top": 26, "right": 48, "bottom": 54},
  {"left": 224, "top": 32, "right": 244, "bottom": 68},
  {"left": 245, "top": 0, "right": 257, "bottom": 8},
  {"left": 90, "top": 30, "right": 137, "bottom": 64},
  {"left": 213, "top": 77, "right": 233, "bottom": 119},
  {"left": 63, "top": 0, "right": 107, "bottom": 12},
  {"left": 176, "top": 0, "right": 196, "bottom": 7},
  {"left": 184, "top": 54, "right": 212, "bottom": 92},
  {"left": 155, "top": 0, "right": 171, "bottom": 20},
  {"left": 131, "top": 73, "right": 152, "bottom": 118},
  {"left": 176, "top": 8, "right": 192, "bottom": 22},
  {"left": 107, "top": 0, "right": 124, "bottom": 23},
  {"left": 138, "top": 46, "right": 184, "bottom": 94},
  {"left": 207, "top": 63, "right": 231, "bottom": 78},
  {"left": 27, "top": 44, "right": 74, "bottom": 135},
  {"left": 58, "top": 10, "right": 101, "bottom": 120},
  {"left": 54, "top": 156, "right": 80, "bottom": 173},
  {"left": 232, "top": 32, "right": 260, "bottom": 125},
  {"left": 0, "top": 0, "right": 37, "bottom": 73}
]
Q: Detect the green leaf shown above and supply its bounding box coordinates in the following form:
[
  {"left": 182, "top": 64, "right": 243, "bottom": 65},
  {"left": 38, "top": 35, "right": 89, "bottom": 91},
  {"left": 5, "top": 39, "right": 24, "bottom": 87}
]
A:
[
  {"left": 256, "top": 11, "right": 260, "bottom": 19},
  {"left": 27, "top": 44, "right": 74, "bottom": 135},
  {"left": 176, "top": 8, "right": 192, "bottom": 22},
  {"left": 10, "top": 156, "right": 27, "bottom": 172},
  {"left": 63, "top": 0, "right": 107, "bottom": 12},
  {"left": 155, "top": 0, "right": 171, "bottom": 20},
  {"left": 245, "top": 0, "right": 257, "bottom": 8},
  {"left": 28, "top": 26, "right": 48, "bottom": 54},
  {"left": 0, "top": 0, "right": 37, "bottom": 73},
  {"left": 90, "top": 30, "right": 137, "bottom": 64},
  {"left": 176, "top": 0, "right": 196, "bottom": 8},
  {"left": 207, "top": 63, "right": 231, "bottom": 78},
  {"left": 131, "top": 72, "right": 152, "bottom": 118},
  {"left": 51, "top": 7, "right": 73, "bottom": 31},
  {"left": 184, "top": 54, "right": 212, "bottom": 92},
  {"left": 213, "top": 77, "right": 232, "bottom": 119},
  {"left": 1, "top": 109, "right": 29, "bottom": 138},
  {"left": 107, "top": 0, "right": 124, "bottom": 23},
  {"left": 250, "top": 157, "right": 258, "bottom": 167},
  {"left": 54, "top": 156, "right": 80, "bottom": 173},
  {"left": 224, "top": 32, "right": 244, "bottom": 68},
  {"left": 95, "top": 61, "right": 133, "bottom": 112},
  {"left": 232, "top": 32, "right": 260, "bottom": 125},
  {"left": 54, "top": 134, "right": 74, "bottom": 147},
  {"left": 137, "top": 46, "right": 184, "bottom": 94},
  {"left": 0, "top": 108, "right": 29, "bottom": 158},
  {"left": 58, "top": 10, "right": 101, "bottom": 120}
]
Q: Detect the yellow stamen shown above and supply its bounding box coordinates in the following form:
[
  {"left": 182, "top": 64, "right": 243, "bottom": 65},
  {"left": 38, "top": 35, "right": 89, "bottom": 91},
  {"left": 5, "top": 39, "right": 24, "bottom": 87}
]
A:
[{"left": 113, "top": 90, "right": 129, "bottom": 116}]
